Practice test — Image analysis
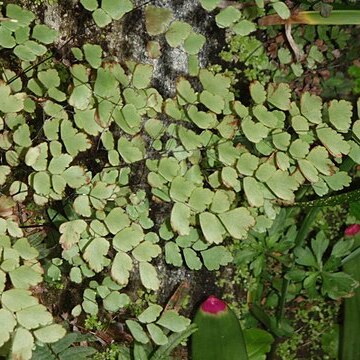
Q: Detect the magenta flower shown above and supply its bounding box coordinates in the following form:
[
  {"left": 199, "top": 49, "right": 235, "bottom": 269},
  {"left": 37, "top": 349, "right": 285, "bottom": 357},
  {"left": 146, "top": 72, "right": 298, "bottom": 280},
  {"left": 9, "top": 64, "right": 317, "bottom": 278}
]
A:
[
  {"left": 200, "top": 295, "right": 227, "bottom": 314},
  {"left": 344, "top": 224, "right": 360, "bottom": 237}
]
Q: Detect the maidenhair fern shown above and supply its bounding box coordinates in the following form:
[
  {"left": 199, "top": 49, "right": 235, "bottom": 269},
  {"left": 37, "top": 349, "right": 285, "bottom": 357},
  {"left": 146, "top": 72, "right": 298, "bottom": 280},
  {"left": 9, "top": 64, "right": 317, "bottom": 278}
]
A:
[{"left": 0, "top": 0, "right": 359, "bottom": 358}]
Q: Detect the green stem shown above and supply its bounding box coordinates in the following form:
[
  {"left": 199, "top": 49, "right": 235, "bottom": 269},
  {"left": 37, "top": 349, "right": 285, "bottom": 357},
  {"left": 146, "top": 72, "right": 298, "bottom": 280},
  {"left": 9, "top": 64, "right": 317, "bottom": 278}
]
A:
[{"left": 341, "top": 246, "right": 360, "bottom": 267}]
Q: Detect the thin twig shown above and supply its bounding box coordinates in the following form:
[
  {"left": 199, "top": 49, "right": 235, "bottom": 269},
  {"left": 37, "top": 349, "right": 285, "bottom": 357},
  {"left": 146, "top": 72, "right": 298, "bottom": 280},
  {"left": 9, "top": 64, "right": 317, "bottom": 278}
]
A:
[{"left": 285, "top": 23, "right": 303, "bottom": 62}]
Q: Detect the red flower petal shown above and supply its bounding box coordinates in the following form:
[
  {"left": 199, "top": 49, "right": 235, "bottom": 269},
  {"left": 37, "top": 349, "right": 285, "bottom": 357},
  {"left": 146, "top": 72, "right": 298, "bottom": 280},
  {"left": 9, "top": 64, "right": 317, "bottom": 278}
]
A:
[
  {"left": 345, "top": 224, "right": 360, "bottom": 237},
  {"left": 200, "top": 296, "right": 227, "bottom": 314}
]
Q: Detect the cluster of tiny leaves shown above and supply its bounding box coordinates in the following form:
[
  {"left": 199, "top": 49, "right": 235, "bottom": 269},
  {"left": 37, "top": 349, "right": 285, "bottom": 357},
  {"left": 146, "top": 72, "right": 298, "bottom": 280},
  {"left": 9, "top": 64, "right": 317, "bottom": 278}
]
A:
[
  {"left": 0, "top": 206, "right": 65, "bottom": 358},
  {"left": 0, "top": 0, "right": 359, "bottom": 357}
]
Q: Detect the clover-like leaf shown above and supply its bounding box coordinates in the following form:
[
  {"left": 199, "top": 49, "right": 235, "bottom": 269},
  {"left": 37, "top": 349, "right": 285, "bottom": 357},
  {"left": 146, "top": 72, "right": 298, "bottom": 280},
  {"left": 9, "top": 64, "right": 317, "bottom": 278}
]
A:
[
  {"left": 199, "top": 212, "right": 226, "bottom": 244},
  {"left": 126, "top": 320, "right": 149, "bottom": 344},
  {"left": 83, "top": 237, "right": 110, "bottom": 272},
  {"left": 69, "top": 84, "right": 92, "bottom": 110},
  {"left": 92, "top": 8, "right": 112, "bottom": 27},
  {"left": 0, "top": 82, "right": 25, "bottom": 113},
  {"left": 0, "top": 309, "right": 16, "bottom": 347},
  {"left": 13, "top": 124, "right": 31, "bottom": 147},
  {"left": 111, "top": 251, "right": 133, "bottom": 286},
  {"left": 138, "top": 304, "right": 163, "bottom": 324},
  {"left": 170, "top": 176, "right": 196, "bottom": 202},
  {"left": 236, "top": 153, "right": 259, "bottom": 176},
  {"left": 317, "top": 126, "right": 350, "bottom": 158},
  {"left": 80, "top": 0, "right": 98, "bottom": 11},
  {"left": 14, "top": 41, "right": 47, "bottom": 61},
  {"left": 324, "top": 171, "right": 351, "bottom": 191},
  {"left": 59, "top": 220, "right": 87, "bottom": 250},
  {"left": 199, "top": 0, "right": 221, "bottom": 11},
  {"left": 145, "top": 6, "right": 173, "bottom": 35},
  {"left": 0, "top": 166, "right": 11, "bottom": 186},
  {"left": 104, "top": 207, "right": 130, "bottom": 235},
  {"left": 272, "top": 1, "right": 290, "bottom": 19},
  {"left": 132, "top": 64, "right": 153, "bottom": 89},
  {"left": 253, "top": 105, "right": 278, "bottom": 128},
  {"left": 184, "top": 32, "right": 206, "bottom": 55},
  {"left": 13, "top": 238, "right": 38, "bottom": 260},
  {"left": 145, "top": 118, "right": 165, "bottom": 139},
  {"left": 48, "top": 154, "right": 73, "bottom": 175},
  {"left": 102, "top": 0, "right": 133, "bottom": 20},
  {"left": 352, "top": 118, "right": 360, "bottom": 140},
  {"left": 297, "top": 156, "right": 319, "bottom": 180},
  {"left": 183, "top": 248, "right": 202, "bottom": 270},
  {"left": 218, "top": 207, "right": 255, "bottom": 239},
  {"left": 0, "top": 27, "right": 16, "bottom": 48},
  {"left": 113, "top": 226, "right": 143, "bottom": 252},
  {"left": 62, "top": 166, "right": 88, "bottom": 188},
  {"left": 147, "top": 323, "right": 168, "bottom": 345},
  {"left": 291, "top": 115, "right": 309, "bottom": 134},
  {"left": 201, "top": 245, "right": 233, "bottom": 270},
  {"left": 75, "top": 108, "right": 103, "bottom": 136},
  {"left": 289, "top": 138, "right": 310, "bottom": 159},
  {"left": 83, "top": 43, "right": 102, "bottom": 69},
  {"left": 301, "top": 92, "right": 322, "bottom": 124},
  {"left": 32, "top": 24, "right": 58, "bottom": 44},
  {"left": 7, "top": 4, "right": 35, "bottom": 25},
  {"left": 328, "top": 99, "right": 352, "bottom": 133},
  {"left": 171, "top": 203, "right": 191, "bottom": 236},
  {"left": 157, "top": 310, "right": 190, "bottom": 332},
  {"left": 241, "top": 116, "right": 268, "bottom": 143},
  {"left": 1, "top": 289, "right": 38, "bottom": 312},
  {"left": 158, "top": 157, "right": 180, "bottom": 181},
  {"left": 103, "top": 292, "right": 130, "bottom": 312},
  {"left": 61, "top": 120, "right": 91, "bottom": 157},
  {"left": 216, "top": 7, "right": 241, "bottom": 28},
  {"left": 187, "top": 105, "right": 217, "bottom": 129},
  {"left": 216, "top": 115, "right": 238, "bottom": 139},
  {"left": 118, "top": 137, "right": 144, "bottom": 163},
  {"left": 9, "top": 265, "right": 42, "bottom": 289},
  {"left": 139, "top": 262, "right": 160, "bottom": 290},
  {"left": 272, "top": 129, "right": 291, "bottom": 150},
  {"left": 188, "top": 188, "right": 213, "bottom": 213},
  {"left": 250, "top": 81, "right": 266, "bottom": 104},
  {"left": 73, "top": 195, "right": 91, "bottom": 217},
  {"left": 32, "top": 171, "right": 51, "bottom": 196},
  {"left": 232, "top": 20, "right": 256, "bottom": 36},
  {"left": 221, "top": 167, "right": 239, "bottom": 190},
  {"left": 89, "top": 181, "right": 114, "bottom": 209},
  {"left": 177, "top": 78, "right": 197, "bottom": 104},
  {"left": 12, "top": 327, "right": 34, "bottom": 360},
  {"left": 17, "top": 304, "right": 52, "bottom": 330},
  {"left": 132, "top": 241, "right": 161, "bottom": 262},
  {"left": 165, "top": 21, "right": 192, "bottom": 47},
  {"left": 243, "top": 177, "right": 264, "bottom": 207},
  {"left": 199, "top": 69, "right": 231, "bottom": 97},
  {"left": 267, "top": 83, "right": 290, "bottom": 110},
  {"left": 199, "top": 90, "right": 224, "bottom": 114},
  {"left": 147, "top": 40, "right": 161, "bottom": 58},
  {"left": 38, "top": 69, "right": 60, "bottom": 89},
  {"left": 34, "top": 324, "right": 66, "bottom": 343},
  {"left": 165, "top": 242, "right": 183, "bottom": 267},
  {"left": 266, "top": 170, "right": 299, "bottom": 202}
]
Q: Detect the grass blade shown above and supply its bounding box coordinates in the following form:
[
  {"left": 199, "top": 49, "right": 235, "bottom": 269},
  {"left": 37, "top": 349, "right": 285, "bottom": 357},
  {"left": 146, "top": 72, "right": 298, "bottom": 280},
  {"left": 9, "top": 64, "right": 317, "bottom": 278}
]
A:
[{"left": 259, "top": 10, "right": 360, "bottom": 26}]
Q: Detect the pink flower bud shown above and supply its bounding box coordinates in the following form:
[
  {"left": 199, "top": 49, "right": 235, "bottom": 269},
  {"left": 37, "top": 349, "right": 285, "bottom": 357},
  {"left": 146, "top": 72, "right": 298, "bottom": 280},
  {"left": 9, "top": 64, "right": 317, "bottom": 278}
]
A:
[
  {"left": 200, "top": 296, "right": 227, "bottom": 314},
  {"left": 344, "top": 224, "right": 360, "bottom": 237}
]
